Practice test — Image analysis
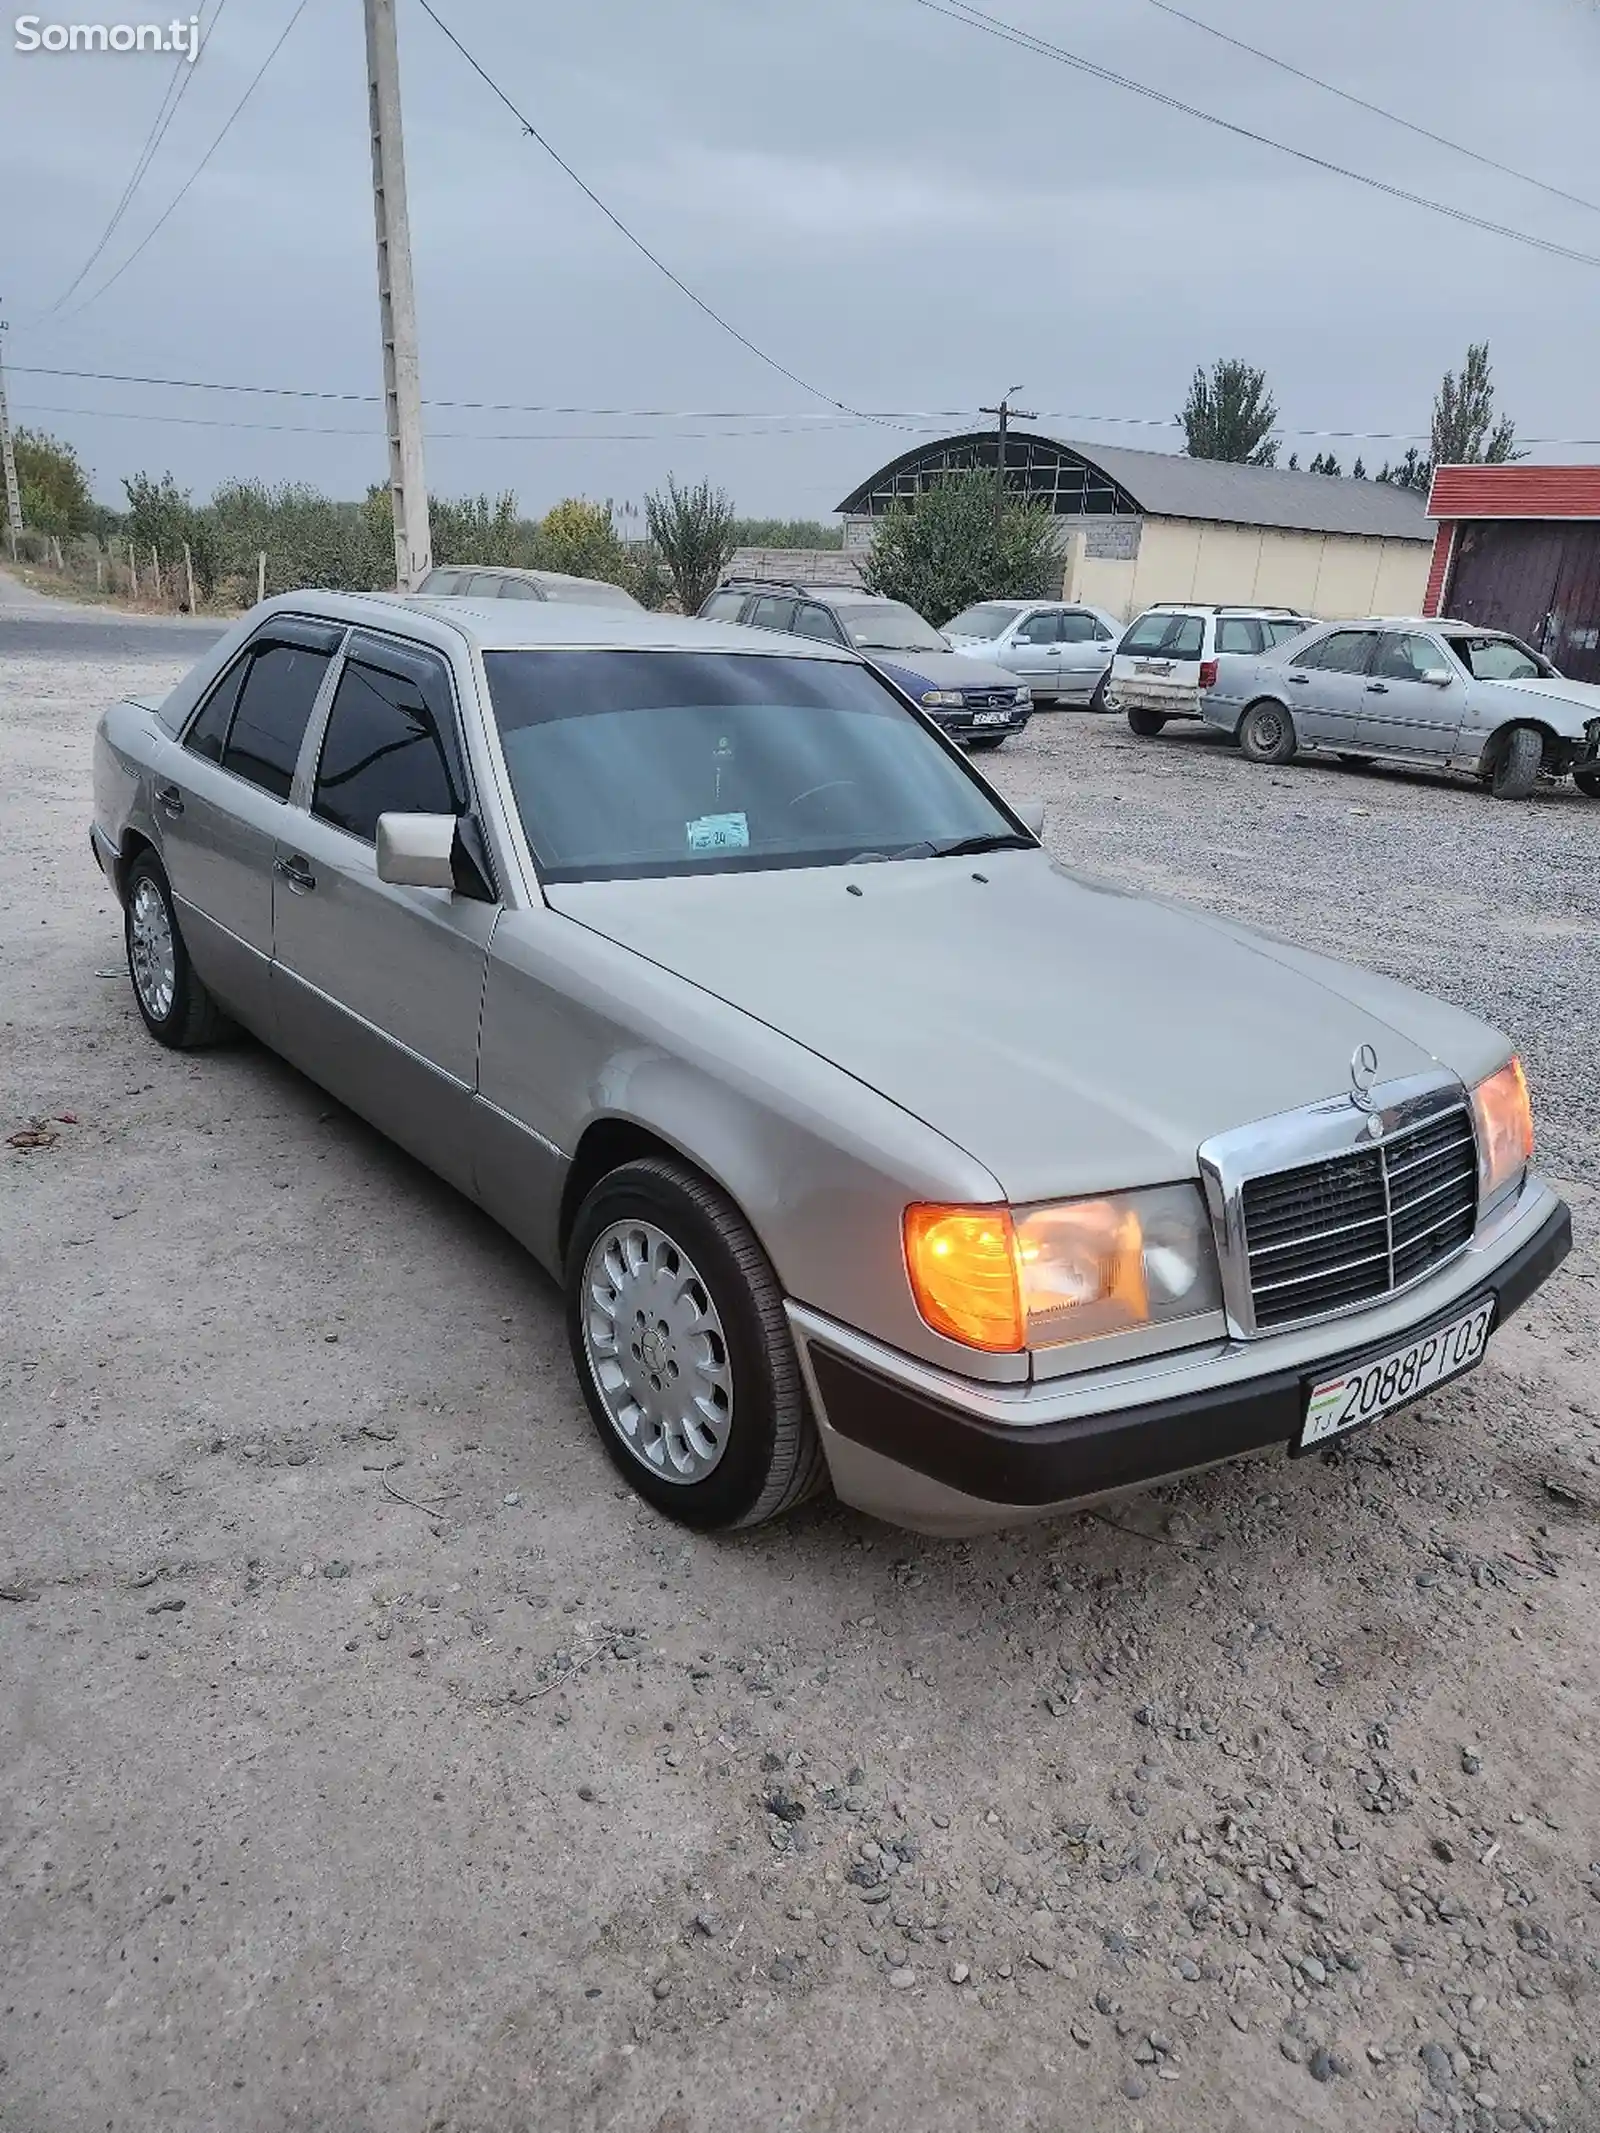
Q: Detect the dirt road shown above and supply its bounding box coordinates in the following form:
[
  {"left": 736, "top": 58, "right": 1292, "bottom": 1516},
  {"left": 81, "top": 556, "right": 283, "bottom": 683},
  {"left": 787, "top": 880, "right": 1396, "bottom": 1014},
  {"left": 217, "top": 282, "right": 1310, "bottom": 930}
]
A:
[{"left": 2, "top": 640, "right": 1597, "bottom": 2133}]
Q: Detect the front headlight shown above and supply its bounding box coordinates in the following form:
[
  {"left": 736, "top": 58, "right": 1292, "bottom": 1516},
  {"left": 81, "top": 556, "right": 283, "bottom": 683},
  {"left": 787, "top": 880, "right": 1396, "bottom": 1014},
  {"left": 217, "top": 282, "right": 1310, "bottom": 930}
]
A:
[
  {"left": 903, "top": 1184, "right": 1222, "bottom": 1353},
  {"left": 922, "top": 689, "right": 965, "bottom": 708},
  {"left": 1472, "top": 1057, "right": 1533, "bottom": 1215},
  {"left": 1013, "top": 687, "right": 1031, "bottom": 705}
]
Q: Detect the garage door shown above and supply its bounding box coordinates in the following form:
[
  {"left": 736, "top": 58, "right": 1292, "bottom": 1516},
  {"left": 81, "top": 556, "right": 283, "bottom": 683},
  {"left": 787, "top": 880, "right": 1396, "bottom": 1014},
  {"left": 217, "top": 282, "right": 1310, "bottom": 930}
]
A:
[{"left": 1446, "top": 521, "right": 1600, "bottom": 683}]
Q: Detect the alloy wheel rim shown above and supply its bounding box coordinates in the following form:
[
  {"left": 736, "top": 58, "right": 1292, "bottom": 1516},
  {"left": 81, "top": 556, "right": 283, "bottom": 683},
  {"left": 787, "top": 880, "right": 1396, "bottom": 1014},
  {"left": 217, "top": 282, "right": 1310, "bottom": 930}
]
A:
[
  {"left": 581, "top": 1219, "right": 733, "bottom": 1484},
  {"left": 129, "top": 877, "right": 176, "bottom": 1022}
]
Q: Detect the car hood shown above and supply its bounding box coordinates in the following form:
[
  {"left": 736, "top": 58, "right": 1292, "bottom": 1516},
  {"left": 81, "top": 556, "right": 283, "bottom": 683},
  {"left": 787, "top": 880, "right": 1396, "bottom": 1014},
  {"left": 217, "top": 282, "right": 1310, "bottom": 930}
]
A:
[
  {"left": 1488, "top": 674, "right": 1600, "bottom": 730},
  {"left": 549, "top": 852, "right": 1507, "bottom": 1203},
  {"left": 866, "top": 650, "right": 1021, "bottom": 693}
]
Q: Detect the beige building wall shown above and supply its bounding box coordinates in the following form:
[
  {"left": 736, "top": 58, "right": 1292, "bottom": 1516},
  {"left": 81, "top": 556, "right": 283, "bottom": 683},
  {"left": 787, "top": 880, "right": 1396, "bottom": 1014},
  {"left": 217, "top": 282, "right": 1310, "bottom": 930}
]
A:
[{"left": 1065, "top": 518, "right": 1431, "bottom": 622}]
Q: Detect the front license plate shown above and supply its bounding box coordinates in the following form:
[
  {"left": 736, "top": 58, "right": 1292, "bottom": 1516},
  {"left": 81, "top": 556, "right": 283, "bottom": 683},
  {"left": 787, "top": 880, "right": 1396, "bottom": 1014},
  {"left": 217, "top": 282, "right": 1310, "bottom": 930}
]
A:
[
  {"left": 972, "top": 709, "right": 1011, "bottom": 725},
  {"left": 1299, "top": 1299, "right": 1495, "bottom": 1450}
]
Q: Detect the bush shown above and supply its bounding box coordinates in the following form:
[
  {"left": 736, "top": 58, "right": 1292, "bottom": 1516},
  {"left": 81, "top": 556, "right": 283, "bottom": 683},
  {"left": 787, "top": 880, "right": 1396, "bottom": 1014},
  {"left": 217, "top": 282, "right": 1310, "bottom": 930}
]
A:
[
  {"left": 859, "top": 468, "right": 1060, "bottom": 623},
  {"left": 13, "top": 428, "right": 96, "bottom": 537}
]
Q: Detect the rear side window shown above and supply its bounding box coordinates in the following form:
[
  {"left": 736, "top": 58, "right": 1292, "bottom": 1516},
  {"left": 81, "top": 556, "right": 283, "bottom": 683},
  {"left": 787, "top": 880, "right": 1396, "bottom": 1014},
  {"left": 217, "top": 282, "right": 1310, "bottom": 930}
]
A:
[
  {"left": 420, "top": 569, "right": 464, "bottom": 594},
  {"left": 220, "top": 644, "right": 334, "bottom": 799},
  {"left": 1058, "top": 611, "right": 1106, "bottom": 644},
  {"left": 749, "top": 596, "right": 797, "bottom": 632},
  {"left": 497, "top": 577, "right": 545, "bottom": 601},
  {"left": 701, "top": 591, "right": 747, "bottom": 622},
  {"left": 1302, "top": 629, "right": 1380, "bottom": 675},
  {"left": 313, "top": 651, "right": 466, "bottom": 843},
  {"left": 184, "top": 657, "right": 250, "bottom": 763},
  {"left": 1215, "top": 617, "right": 1263, "bottom": 654},
  {"left": 1122, "top": 612, "right": 1204, "bottom": 658},
  {"left": 792, "top": 604, "right": 843, "bottom": 643}
]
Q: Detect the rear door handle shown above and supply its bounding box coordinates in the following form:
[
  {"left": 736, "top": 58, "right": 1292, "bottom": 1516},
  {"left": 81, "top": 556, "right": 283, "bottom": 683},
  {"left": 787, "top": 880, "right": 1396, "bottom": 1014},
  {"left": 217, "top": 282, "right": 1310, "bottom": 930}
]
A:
[
  {"left": 1288, "top": 674, "right": 1311, "bottom": 684},
  {"left": 1366, "top": 681, "right": 1390, "bottom": 694},
  {"left": 274, "top": 854, "right": 317, "bottom": 892},
  {"left": 155, "top": 782, "right": 184, "bottom": 817}
]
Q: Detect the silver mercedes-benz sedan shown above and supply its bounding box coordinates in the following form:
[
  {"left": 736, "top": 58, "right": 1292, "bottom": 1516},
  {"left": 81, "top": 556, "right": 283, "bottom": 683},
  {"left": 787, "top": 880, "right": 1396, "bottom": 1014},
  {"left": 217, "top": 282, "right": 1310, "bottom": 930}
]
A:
[{"left": 91, "top": 592, "right": 1570, "bottom": 1534}]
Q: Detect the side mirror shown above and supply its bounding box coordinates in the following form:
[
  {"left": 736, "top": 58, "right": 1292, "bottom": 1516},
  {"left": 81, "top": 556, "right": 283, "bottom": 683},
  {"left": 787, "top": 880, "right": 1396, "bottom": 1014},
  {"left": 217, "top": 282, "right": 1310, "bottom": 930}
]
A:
[
  {"left": 1015, "top": 797, "right": 1047, "bottom": 836},
  {"left": 376, "top": 811, "right": 457, "bottom": 889},
  {"left": 1420, "top": 667, "right": 1454, "bottom": 687}
]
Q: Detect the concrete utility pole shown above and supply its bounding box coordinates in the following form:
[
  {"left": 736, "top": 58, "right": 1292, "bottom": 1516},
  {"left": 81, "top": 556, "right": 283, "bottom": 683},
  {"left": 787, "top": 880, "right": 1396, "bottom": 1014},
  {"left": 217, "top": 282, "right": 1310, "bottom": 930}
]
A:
[
  {"left": 0, "top": 307, "right": 24, "bottom": 560},
  {"left": 363, "top": 0, "right": 432, "bottom": 591},
  {"left": 979, "top": 385, "right": 1035, "bottom": 537}
]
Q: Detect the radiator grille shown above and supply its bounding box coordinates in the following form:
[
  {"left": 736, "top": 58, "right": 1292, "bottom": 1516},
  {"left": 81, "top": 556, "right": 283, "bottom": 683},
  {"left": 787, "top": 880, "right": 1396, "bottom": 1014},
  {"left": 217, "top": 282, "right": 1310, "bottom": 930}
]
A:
[{"left": 1242, "top": 1106, "right": 1477, "bottom": 1329}]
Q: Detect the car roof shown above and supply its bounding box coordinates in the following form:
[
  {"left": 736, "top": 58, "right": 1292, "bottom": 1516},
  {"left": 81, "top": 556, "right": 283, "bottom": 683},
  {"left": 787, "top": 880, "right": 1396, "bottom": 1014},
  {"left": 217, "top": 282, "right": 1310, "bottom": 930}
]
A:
[
  {"left": 246, "top": 588, "right": 860, "bottom": 659},
  {"left": 1134, "top": 603, "right": 1307, "bottom": 617}
]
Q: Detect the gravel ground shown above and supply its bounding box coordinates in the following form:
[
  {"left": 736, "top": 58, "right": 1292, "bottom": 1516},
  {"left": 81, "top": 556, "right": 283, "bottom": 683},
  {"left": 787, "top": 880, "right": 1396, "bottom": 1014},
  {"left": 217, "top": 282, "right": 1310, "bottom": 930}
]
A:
[{"left": 2, "top": 648, "right": 1598, "bottom": 2133}]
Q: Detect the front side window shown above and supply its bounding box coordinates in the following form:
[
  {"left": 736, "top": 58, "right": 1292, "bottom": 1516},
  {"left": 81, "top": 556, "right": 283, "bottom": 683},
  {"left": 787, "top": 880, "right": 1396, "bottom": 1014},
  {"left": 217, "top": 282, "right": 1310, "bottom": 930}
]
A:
[
  {"left": 700, "top": 591, "right": 747, "bottom": 622},
  {"left": 497, "top": 577, "right": 545, "bottom": 601},
  {"left": 221, "top": 643, "right": 334, "bottom": 799},
  {"left": 1121, "top": 612, "right": 1204, "bottom": 659},
  {"left": 481, "top": 650, "right": 1027, "bottom": 883},
  {"left": 791, "top": 604, "right": 844, "bottom": 643},
  {"left": 312, "top": 652, "right": 465, "bottom": 842},
  {"left": 1373, "top": 632, "right": 1446, "bottom": 682},
  {"left": 419, "top": 569, "right": 464, "bottom": 594},
  {"left": 1013, "top": 612, "right": 1060, "bottom": 646},
  {"left": 835, "top": 602, "right": 947, "bottom": 653},
  {"left": 1444, "top": 633, "right": 1549, "bottom": 681}
]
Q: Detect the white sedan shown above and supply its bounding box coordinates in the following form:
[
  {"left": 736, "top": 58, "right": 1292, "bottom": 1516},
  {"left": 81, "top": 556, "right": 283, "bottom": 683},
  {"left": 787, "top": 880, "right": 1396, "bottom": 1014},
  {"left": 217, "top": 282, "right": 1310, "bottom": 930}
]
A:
[{"left": 943, "top": 600, "right": 1123, "bottom": 707}]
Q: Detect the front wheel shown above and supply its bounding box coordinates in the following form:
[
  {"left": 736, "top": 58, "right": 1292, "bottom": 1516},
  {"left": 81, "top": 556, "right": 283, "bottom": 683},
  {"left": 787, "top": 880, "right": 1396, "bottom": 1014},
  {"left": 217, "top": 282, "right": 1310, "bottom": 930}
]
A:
[
  {"left": 1089, "top": 674, "right": 1111, "bottom": 712},
  {"left": 1488, "top": 725, "right": 1543, "bottom": 801},
  {"left": 564, "top": 1157, "right": 826, "bottom": 1530},
  {"left": 1238, "top": 699, "right": 1297, "bottom": 764},
  {"left": 1126, "top": 706, "right": 1166, "bottom": 737},
  {"left": 1574, "top": 766, "right": 1600, "bottom": 798},
  {"left": 967, "top": 735, "right": 1006, "bottom": 752},
  {"left": 123, "top": 850, "right": 233, "bottom": 1048}
]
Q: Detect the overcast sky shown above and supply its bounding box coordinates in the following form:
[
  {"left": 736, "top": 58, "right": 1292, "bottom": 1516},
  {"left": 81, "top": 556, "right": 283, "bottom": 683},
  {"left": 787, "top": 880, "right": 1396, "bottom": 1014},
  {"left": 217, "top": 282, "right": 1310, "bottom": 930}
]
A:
[{"left": 3, "top": 0, "right": 1599, "bottom": 518}]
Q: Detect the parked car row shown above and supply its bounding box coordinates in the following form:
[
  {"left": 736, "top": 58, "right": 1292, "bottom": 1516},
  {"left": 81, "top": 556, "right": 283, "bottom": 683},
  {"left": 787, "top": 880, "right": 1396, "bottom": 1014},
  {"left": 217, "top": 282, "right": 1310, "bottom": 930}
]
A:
[{"left": 1112, "top": 609, "right": 1600, "bottom": 802}]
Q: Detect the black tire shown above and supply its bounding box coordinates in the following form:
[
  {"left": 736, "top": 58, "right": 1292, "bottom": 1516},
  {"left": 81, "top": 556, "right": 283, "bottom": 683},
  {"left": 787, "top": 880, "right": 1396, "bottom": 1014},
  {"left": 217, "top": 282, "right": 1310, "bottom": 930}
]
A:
[
  {"left": 564, "top": 1157, "right": 826, "bottom": 1531},
  {"left": 1238, "top": 699, "right": 1297, "bottom": 765},
  {"left": 967, "top": 735, "right": 1006, "bottom": 752},
  {"left": 1338, "top": 753, "right": 1373, "bottom": 769},
  {"left": 1574, "top": 766, "right": 1600, "bottom": 799},
  {"left": 123, "top": 849, "right": 233, "bottom": 1049},
  {"left": 1488, "top": 725, "right": 1543, "bottom": 801},
  {"left": 1126, "top": 706, "right": 1166, "bottom": 737},
  {"left": 1089, "top": 674, "right": 1110, "bottom": 713}
]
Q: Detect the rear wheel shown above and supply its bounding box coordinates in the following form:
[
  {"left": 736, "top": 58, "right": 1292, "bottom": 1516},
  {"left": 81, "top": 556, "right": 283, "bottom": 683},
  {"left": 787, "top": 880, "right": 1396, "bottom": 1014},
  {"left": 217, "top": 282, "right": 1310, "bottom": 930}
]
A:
[
  {"left": 123, "top": 850, "right": 233, "bottom": 1049},
  {"left": 564, "top": 1157, "right": 825, "bottom": 1530},
  {"left": 1488, "top": 725, "right": 1543, "bottom": 801},
  {"left": 1089, "top": 674, "right": 1111, "bottom": 713},
  {"left": 1574, "top": 766, "right": 1600, "bottom": 798},
  {"left": 1126, "top": 706, "right": 1166, "bottom": 737},
  {"left": 1238, "top": 699, "right": 1297, "bottom": 765}
]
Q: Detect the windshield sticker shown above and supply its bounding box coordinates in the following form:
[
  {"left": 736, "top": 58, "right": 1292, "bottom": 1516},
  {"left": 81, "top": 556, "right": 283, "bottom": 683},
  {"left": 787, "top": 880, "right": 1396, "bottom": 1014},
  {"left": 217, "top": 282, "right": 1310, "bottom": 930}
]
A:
[{"left": 686, "top": 811, "right": 750, "bottom": 852}]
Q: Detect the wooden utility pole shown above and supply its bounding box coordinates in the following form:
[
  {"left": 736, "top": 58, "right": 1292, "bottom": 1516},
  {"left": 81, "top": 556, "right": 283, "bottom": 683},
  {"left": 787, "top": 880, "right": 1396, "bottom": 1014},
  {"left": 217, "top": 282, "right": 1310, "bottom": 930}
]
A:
[
  {"left": 0, "top": 307, "right": 24, "bottom": 560},
  {"left": 979, "top": 385, "right": 1035, "bottom": 536},
  {"left": 363, "top": 0, "right": 432, "bottom": 591}
]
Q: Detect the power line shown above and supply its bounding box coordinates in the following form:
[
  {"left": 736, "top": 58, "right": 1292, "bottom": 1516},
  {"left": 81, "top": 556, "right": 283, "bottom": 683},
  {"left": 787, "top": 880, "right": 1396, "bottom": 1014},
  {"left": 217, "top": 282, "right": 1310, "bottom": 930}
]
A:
[
  {"left": 412, "top": 0, "right": 905, "bottom": 428},
  {"left": 55, "top": 0, "right": 312, "bottom": 321},
  {"left": 1143, "top": 0, "right": 1600, "bottom": 218},
  {"left": 13, "top": 400, "right": 948, "bottom": 442},
  {"left": 14, "top": 361, "right": 1600, "bottom": 447},
  {"left": 37, "top": 0, "right": 234, "bottom": 318},
  {"left": 906, "top": 0, "right": 1600, "bottom": 271}
]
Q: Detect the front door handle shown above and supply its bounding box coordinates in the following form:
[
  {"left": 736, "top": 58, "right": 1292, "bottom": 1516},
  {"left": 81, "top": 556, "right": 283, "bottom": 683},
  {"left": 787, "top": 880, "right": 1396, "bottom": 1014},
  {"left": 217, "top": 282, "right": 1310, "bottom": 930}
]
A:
[
  {"left": 1366, "top": 681, "right": 1390, "bottom": 694},
  {"left": 155, "top": 782, "right": 184, "bottom": 817},
  {"left": 274, "top": 854, "right": 317, "bottom": 892}
]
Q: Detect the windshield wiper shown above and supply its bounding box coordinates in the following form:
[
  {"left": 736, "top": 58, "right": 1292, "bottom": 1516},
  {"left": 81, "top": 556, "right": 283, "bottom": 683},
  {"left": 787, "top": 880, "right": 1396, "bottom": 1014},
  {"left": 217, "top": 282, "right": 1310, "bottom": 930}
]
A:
[{"left": 926, "top": 831, "right": 1037, "bottom": 858}]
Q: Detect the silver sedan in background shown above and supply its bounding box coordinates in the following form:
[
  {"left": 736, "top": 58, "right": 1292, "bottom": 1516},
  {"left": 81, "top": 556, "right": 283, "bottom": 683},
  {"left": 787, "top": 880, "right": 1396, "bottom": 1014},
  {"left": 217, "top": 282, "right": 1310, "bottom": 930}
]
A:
[
  {"left": 1201, "top": 616, "right": 1600, "bottom": 799},
  {"left": 943, "top": 600, "right": 1123, "bottom": 706}
]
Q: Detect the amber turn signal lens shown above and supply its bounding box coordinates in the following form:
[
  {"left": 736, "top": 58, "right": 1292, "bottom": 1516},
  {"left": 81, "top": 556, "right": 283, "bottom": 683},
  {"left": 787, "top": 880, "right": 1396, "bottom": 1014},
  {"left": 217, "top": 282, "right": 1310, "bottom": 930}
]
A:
[
  {"left": 1472, "top": 1056, "right": 1534, "bottom": 1209},
  {"left": 903, "top": 1204, "right": 1025, "bottom": 1353}
]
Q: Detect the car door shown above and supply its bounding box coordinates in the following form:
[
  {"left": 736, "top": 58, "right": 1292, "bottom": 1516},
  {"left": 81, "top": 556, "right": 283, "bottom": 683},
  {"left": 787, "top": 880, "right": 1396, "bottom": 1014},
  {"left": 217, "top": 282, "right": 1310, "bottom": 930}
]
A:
[
  {"left": 268, "top": 632, "right": 499, "bottom": 1195},
  {"left": 152, "top": 618, "right": 344, "bottom": 1032},
  {"left": 1004, "top": 608, "right": 1063, "bottom": 692},
  {"left": 791, "top": 601, "right": 849, "bottom": 647},
  {"left": 1280, "top": 628, "right": 1382, "bottom": 746},
  {"left": 1055, "top": 608, "right": 1117, "bottom": 700},
  {"left": 1353, "top": 631, "right": 1464, "bottom": 761}
]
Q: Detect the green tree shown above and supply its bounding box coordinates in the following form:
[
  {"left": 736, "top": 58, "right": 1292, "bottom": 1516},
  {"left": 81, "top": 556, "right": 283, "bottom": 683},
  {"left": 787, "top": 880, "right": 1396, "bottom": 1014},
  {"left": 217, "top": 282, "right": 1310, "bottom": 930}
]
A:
[
  {"left": 1178, "top": 358, "right": 1279, "bottom": 465},
  {"left": 644, "top": 476, "right": 737, "bottom": 614},
  {"left": 859, "top": 467, "right": 1059, "bottom": 623},
  {"left": 537, "top": 496, "right": 627, "bottom": 580},
  {"left": 13, "top": 427, "right": 95, "bottom": 536},
  {"left": 122, "top": 471, "right": 217, "bottom": 599},
  {"left": 1307, "top": 451, "right": 1344, "bottom": 477},
  {"left": 1431, "top": 341, "right": 1520, "bottom": 468},
  {"left": 1375, "top": 446, "right": 1430, "bottom": 493}
]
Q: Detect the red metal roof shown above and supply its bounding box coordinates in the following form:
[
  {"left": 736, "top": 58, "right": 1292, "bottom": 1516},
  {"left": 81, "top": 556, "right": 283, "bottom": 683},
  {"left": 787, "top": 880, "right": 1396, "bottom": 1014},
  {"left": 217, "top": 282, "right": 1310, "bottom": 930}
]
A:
[{"left": 1428, "top": 463, "right": 1600, "bottom": 521}]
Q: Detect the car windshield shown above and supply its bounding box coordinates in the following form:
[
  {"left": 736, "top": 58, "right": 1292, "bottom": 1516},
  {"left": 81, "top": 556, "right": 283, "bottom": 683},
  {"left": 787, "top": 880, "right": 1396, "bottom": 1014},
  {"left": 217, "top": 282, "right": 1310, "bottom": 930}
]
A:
[
  {"left": 1444, "top": 634, "right": 1549, "bottom": 681},
  {"left": 481, "top": 650, "right": 1026, "bottom": 882},
  {"left": 944, "top": 603, "right": 1021, "bottom": 638},
  {"left": 536, "top": 578, "right": 640, "bottom": 609},
  {"left": 835, "top": 603, "right": 948, "bottom": 652}
]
